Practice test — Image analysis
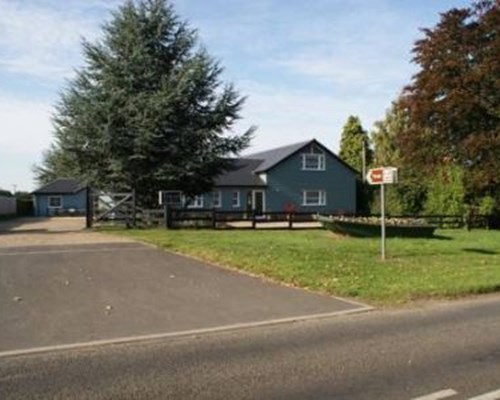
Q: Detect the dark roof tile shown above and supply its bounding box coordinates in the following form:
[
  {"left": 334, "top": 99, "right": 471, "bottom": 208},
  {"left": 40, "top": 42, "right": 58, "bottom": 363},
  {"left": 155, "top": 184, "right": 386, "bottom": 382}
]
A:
[
  {"left": 214, "top": 139, "right": 357, "bottom": 187},
  {"left": 246, "top": 140, "right": 311, "bottom": 173},
  {"left": 215, "top": 159, "right": 266, "bottom": 187},
  {"left": 32, "top": 178, "right": 86, "bottom": 195}
]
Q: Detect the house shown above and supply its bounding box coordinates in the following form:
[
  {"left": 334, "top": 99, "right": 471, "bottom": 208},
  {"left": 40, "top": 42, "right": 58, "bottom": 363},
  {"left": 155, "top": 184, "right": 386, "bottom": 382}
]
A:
[
  {"left": 0, "top": 189, "right": 16, "bottom": 215},
  {"left": 32, "top": 178, "right": 87, "bottom": 217},
  {"left": 166, "top": 139, "right": 358, "bottom": 214}
]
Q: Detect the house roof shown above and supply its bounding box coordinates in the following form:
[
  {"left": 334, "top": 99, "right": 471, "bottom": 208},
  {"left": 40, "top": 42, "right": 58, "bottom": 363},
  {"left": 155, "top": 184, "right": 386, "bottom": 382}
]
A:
[
  {"left": 214, "top": 139, "right": 358, "bottom": 188},
  {"left": 246, "top": 140, "right": 311, "bottom": 173},
  {"left": 32, "top": 178, "right": 86, "bottom": 195},
  {"left": 215, "top": 159, "right": 266, "bottom": 187},
  {"left": 246, "top": 139, "right": 358, "bottom": 175}
]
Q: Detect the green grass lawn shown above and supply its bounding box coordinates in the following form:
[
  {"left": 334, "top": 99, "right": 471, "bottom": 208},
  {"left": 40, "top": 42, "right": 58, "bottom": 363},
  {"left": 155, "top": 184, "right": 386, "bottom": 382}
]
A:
[{"left": 109, "top": 228, "right": 500, "bottom": 305}]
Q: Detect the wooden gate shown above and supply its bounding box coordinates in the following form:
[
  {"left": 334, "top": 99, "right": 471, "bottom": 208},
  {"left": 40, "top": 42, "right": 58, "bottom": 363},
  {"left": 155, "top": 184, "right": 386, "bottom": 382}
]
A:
[{"left": 87, "top": 190, "right": 136, "bottom": 228}]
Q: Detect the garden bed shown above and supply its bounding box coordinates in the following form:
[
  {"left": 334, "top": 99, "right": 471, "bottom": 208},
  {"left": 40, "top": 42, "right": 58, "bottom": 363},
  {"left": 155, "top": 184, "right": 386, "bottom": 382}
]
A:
[{"left": 317, "top": 215, "right": 437, "bottom": 238}]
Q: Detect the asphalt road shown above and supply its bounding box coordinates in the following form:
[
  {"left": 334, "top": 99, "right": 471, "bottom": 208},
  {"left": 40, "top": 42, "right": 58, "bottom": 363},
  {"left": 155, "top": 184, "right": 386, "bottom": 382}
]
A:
[
  {"left": 0, "top": 242, "right": 366, "bottom": 352},
  {"left": 1, "top": 295, "right": 500, "bottom": 399}
]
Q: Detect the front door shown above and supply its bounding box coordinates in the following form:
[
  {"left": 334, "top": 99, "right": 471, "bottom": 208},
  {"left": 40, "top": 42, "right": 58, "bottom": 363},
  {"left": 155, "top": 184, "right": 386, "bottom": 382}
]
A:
[{"left": 252, "top": 190, "right": 265, "bottom": 215}]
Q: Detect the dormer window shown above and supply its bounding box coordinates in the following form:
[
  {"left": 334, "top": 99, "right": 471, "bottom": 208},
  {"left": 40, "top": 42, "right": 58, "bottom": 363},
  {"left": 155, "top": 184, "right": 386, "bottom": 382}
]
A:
[{"left": 301, "top": 153, "right": 325, "bottom": 171}]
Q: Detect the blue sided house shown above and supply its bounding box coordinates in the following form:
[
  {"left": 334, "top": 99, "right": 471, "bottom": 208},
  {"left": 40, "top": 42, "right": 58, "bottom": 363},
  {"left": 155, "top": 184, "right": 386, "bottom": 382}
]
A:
[
  {"left": 174, "top": 139, "right": 358, "bottom": 214},
  {"left": 32, "top": 178, "right": 87, "bottom": 217}
]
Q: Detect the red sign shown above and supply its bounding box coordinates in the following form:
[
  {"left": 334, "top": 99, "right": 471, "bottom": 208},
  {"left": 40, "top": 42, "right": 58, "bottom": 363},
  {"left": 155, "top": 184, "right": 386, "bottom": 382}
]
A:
[
  {"left": 367, "top": 168, "right": 384, "bottom": 184},
  {"left": 367, "top": 167, "right": 398, "bottom": 185}
]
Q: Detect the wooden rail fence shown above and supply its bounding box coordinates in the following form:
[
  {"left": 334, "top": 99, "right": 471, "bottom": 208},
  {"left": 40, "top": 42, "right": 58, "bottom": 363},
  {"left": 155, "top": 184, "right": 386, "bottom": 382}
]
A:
[
  {"left": 136, "top": 209, "right": 495, "bottom": 230},
  {"left": 137, "top": 208, "right": 319, "bottom": 230}
]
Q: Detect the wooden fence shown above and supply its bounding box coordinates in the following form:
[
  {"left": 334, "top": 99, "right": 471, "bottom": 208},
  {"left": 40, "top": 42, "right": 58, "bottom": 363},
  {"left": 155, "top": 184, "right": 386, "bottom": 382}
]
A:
[
  {"left": 137, "top": 208, "right": 319, "bottom": 229},
  {"left": 137, "top": 209, "right": 495, "bottom": 230},
  {"left": 87, "top": 190, "right": 136, "bottom": 228}
]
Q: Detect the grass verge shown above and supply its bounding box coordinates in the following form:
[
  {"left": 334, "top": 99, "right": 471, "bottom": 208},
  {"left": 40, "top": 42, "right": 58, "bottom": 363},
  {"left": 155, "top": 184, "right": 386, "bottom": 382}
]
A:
[{"left": 106, "top": 228, "right": 500, "bottom": 305}]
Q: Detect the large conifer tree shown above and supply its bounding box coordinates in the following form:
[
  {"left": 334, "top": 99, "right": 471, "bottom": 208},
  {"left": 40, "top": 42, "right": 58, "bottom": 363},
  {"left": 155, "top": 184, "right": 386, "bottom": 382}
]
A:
[{"left": 35, "top": 0, "right": 254, "bottom": 204}]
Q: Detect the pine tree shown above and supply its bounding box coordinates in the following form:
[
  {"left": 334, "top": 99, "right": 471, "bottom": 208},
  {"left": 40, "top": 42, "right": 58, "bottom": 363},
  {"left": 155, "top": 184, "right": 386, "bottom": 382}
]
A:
[
  {"left": 35, "top": 0, "right": 254, "bottom": 205},
  {"left": 338, "top": 115, "right": 372, "bottom": 174}
]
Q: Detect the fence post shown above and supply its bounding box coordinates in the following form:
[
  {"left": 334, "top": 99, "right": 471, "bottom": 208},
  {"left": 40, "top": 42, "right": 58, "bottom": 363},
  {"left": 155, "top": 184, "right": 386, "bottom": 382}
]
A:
[
  {"left": 85, "top": 186, "right": 92, "bottom": 228},
  {"left": 131, "top": 189, "right": 136, "bottom": 228},
  {"left": 164, "top": 204, "right": 170, "bottom": 229},
  {"left": 212, "top": 209, "right": 217, "bottom": 229},
  {"left": 288, "top": 212, "right": 293, "bottom": 229},
  {"left": 252, "top": 210, "right": 256, "bottom": 229}
]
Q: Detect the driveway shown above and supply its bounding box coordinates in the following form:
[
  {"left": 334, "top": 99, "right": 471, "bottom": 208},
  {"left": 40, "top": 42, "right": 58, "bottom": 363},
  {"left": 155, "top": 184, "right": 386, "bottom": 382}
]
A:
[
  {"left": 0, "top": 219, "right": 370, "bottom": 354},
  {"left": 0, "top": 216, "right": 86, "bottom": 232},
  {"left": 0, "top": 217, "right": 130, "bottom": 248}
]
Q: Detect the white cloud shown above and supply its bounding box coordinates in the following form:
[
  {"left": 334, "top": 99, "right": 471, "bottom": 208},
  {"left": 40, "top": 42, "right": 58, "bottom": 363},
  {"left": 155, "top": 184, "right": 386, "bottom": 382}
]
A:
[
  {"left": 266, "top": 6, "right": 417, "bottom": 92},
  {"left": 238, "top": 81, "right": 390, "bottom": 155},
  {"left": 0, "top": 95, "right": 53, "bottom": 154},
  {"left": 0, "top": 0, "right": 115, "bottom": 81},
  {"left": 0, "top": 94, "right": 54, "bottom": 190},
  {"left": 271, "top": 51, "right": 415, "bottom": 98}
]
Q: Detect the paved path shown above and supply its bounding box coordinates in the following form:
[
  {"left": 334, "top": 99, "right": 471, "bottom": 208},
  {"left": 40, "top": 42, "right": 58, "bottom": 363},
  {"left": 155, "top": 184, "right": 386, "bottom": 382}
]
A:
[
  {"left": 0, "top": 241, "right": 368, "bottom": 353},
  {"left": 0, "top": 217, "right": 132, "bottom": 248},
  {"left": 0, "top": 217, "right": 86, "bottom": 233},
  {"left": 1, "top": 296, "right": 499, "bottom": 399}
]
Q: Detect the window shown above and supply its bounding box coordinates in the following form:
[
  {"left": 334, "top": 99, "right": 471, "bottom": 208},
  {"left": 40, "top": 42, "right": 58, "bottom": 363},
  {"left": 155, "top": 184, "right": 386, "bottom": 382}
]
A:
[
  {"left": 48, "top": 196, "right": 62, "bottom": 208},
  {"left": 212, "top": 191, "right": 222, "bottom": 208},
  {"left": 187, "top": 195, "right": 204, "bottom": 208},
  {"left": 301, "top": 154, "right": 325, "bottom": 171},
  {"left": 302, "top": 190, "right": 326, "bottom": 206},
  {"left": 160, "top": 191, "right": 182, "bottom": 206},
  {"left": 231, "top": 191, "right": 240, "bottom": 208}
]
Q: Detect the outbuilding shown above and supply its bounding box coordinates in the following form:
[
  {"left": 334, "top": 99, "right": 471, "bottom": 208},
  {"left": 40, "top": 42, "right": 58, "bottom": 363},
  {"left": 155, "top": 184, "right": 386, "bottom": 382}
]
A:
[{"left": 32, "top": 178, "right": 87, "bottom": 217}]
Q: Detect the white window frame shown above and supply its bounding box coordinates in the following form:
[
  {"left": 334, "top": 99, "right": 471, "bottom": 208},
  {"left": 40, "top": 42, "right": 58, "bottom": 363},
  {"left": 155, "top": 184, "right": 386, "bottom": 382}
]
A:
[
  {"left": 301, "top": 153, "right": 325, "bottom": 171},
  {"left": 212, "top": 190, "right": 222, "bottom": 208},
  {"left": 186, "top": 194, "right": 204, "bottom": 208},
  {"left": 231, "top": 191, "right": 240, "bottom": 208},
  {"left": 48, "top": 195, "right": 63, "bottom": 209},
  {"left": 160, "top": 190, "right": 183, "bottom": 207},
  {"left": 301, "top": 190, "right": 326, "bottom": 206},
  {"left": 251, "top": 190, "right": 266, "bottom": 212}
]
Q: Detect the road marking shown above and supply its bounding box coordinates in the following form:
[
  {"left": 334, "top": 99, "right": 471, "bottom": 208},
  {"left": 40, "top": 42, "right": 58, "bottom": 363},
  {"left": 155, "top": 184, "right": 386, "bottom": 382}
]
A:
[
  {"left": 412, "top": 389, "right": 458, "bottom": 400},
  {"left": 469, "top": 389, "right": 500, "bottom": 400},
  {"left": 0, "top": 246, "right": 149, "bottom": 257},
  {"left": 0, "top": 305, "right": 373, "bottom": 358},
  {"left": 412, "top": 388, "right": 500, "bottom": 400}
]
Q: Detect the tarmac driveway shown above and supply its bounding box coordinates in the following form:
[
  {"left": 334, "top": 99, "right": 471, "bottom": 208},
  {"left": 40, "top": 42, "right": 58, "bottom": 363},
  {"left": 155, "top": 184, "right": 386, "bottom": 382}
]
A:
[{"left": 0, "top": 222, "right": 370, "bottom": 354}]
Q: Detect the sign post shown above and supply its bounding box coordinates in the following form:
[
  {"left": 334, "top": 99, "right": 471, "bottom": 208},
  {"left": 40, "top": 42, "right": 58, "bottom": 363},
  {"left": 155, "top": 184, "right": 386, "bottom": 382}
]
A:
[
  {"left": 380, "top": 183, "right": 385, "bottom": 260},
  {"left": 366, "top": 167, "right": 398, "bottom": 260}
]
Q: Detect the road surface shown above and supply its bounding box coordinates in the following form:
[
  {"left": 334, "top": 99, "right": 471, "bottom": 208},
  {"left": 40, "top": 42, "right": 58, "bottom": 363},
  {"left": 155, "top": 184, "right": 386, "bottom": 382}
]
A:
[
  {"left": 0, "top": 241, "right": 366, "bottom": 352},
  {"left": 1, "top": 295, "right": 499, "bottom": 399}
]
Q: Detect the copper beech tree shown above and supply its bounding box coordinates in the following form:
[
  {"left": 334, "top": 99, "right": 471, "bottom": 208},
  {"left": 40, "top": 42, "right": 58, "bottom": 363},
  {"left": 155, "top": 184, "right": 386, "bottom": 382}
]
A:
[{"left": 399, "top": 0, "right": 499, "bottom": 207}]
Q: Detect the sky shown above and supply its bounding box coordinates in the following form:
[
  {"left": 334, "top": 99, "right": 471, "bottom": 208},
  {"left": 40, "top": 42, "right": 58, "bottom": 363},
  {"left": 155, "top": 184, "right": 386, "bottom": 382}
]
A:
[{"left": 0, "top": 0, "right": 472, "bottom": 192}]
